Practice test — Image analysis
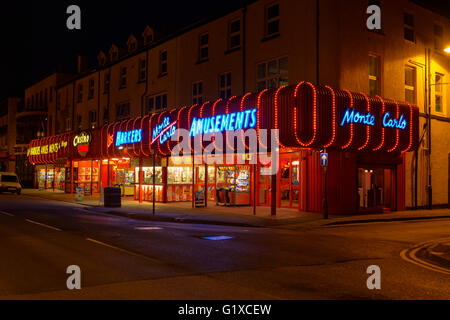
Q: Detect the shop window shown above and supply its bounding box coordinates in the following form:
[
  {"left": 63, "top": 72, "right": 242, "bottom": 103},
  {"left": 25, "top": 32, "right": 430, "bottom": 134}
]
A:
[
  {"left": 369, "top": 54, "right": 381, "bottom": 95},
  {"left": 168, "top": 167, "right": 193, "bottom": 184},
  {"left": 198, "top": 32, "right": 209, "bottom": 62},
  {"left": 435, "top": 73, "right": 444, "bottom": 113},
  {"left": 159, "top": 50, "right": 167, "bottom": 76},
  {"left": 256, "top": 56, "right": 288, "bottom": 91},
  {"left": 404, "top": 65, "right": 416, "bottom": 104},
  {"left": 193, "top": 81, "right": 203, "bottom": 105},
  {"left": 265, "top": 3, "right": 280, "bottom": 37},
  {"left": 404, "top": 12, "right": 415, "bottom": 43},
  {"left": 228, "top": 19, "right": 241, "bottom": 50},
  {"left": 219, "top": 72, "right": 232, "bottom": 99},
  {"left": 434, "top": 24, "right": 444, "bottom": 50}
]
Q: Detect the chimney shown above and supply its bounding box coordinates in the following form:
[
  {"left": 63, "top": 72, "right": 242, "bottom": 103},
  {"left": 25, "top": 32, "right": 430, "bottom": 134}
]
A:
[{"left": 77, "top": 54, "right": 88, "bottom": 73}]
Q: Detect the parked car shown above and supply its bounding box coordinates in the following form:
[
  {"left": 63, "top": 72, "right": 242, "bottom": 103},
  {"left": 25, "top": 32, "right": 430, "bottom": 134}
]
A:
[{"left": 0, "top": 172, "right": 22, "bottom": 195}]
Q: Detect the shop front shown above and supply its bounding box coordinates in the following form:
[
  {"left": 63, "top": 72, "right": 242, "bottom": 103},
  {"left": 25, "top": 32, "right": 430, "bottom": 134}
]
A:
[{"left": 28, "top": 82, "right": 419, "bottom": 215}]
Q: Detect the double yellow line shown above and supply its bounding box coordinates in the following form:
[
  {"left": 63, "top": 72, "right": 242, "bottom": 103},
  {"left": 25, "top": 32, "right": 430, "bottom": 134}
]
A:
[{"left": 400, "top": 237, "right": 450, "bottom": 275}]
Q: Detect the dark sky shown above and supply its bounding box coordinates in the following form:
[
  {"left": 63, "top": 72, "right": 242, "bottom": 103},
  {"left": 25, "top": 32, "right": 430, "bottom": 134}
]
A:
[{"left": 1, "top": 0, "right": 450, "bottom": 101}]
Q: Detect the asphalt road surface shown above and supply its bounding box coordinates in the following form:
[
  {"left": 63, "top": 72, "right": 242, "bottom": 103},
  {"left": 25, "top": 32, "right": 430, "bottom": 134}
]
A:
[{"left": 0, "top": 193, "right": 449, "bottom": 299}]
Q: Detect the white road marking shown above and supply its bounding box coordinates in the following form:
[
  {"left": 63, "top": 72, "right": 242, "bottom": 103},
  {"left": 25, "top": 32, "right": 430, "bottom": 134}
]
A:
[
  {"left": 0, "top": 210, "right": 14, "bottom": 217},
  {"left": 25, "top": 219, "right": 62, "bottom": 231}
]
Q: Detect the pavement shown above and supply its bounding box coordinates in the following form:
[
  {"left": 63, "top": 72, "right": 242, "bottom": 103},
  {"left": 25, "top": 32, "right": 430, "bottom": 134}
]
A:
[{"left": 20, "top": 188, "right": 450, "bottom": 228}]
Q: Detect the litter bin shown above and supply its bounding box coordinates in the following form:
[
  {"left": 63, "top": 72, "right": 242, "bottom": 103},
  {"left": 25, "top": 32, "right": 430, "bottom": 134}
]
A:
[{"left": 104, "top": 187, "right": 121, "bottom": 208}]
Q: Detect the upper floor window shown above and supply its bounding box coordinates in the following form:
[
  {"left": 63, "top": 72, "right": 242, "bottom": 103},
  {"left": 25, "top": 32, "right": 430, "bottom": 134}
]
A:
[
  {"left": 404, "top": 12, "right": 415, "bottom": 43},
  {"left": 219, "top": 72, "right": 232, "bottom": 99},
  {"left": 256, "top": 56, "right": 288, "bottom": 91},
  {"left": 116, "top": 102, "right": 130, "bottom": 120},
  {"left": 192, "top": 81, "right": 203, "bottom": 105},
  {"left": 89, "top": 110, "right": 97, "bottom": 128},
  {"left": 77, "top": 84, "right": 83, "bottom": 103},
  {"left": 434, "top": 24, "right": 444, "bottom": 50},
  {"left": 199, "top": 33, "right": 209, "bottom": 61},
  {"left": 265, "top": 3, "right": 280, "bottom": 37},
  {"left": 120, "top": 66, "right": 127, "bottom": 88},
  {"left": 88, "top": 78, "right": 95, "bottom": 99},
  {"left": 435, "top": 73, "right": 444, "bottom": 113},
  {"left": 160, "top": 50, "right": 168, "bottom": 75},
  {"left": 404, "top": 65, "right": 416, "bottom": 104},
  {"left": 138, "top": 59, "right": 147, "bottom": 82},
  {"left": 146, "top": 93, "right": 167, "bottom": 114},
  {"left": 103, "top": 107, "right": 109, "bottom": 125},
  {"left": 369, "top": 54, "right": 381, "bottom": 95},
  {"left": 228, "top": 19, "right": 241, "bottom": 50},
  {"left": 104, "top": 72, "right": 110, "bottom": 94}
]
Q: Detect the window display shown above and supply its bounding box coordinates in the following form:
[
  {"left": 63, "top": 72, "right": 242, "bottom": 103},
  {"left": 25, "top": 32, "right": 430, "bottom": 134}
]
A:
[
  {"left": 168, "top": 166, "right": 192, "bottom": 184},
  {"left": 135, "top": 167, "right": 162, "bottom": 185},
  {"left": 216, "top": 165, "right": 250, "bottom": 206}
]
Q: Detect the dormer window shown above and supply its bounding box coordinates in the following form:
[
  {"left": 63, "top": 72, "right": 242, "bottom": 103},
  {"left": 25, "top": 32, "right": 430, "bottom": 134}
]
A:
[
  {"left": 143, "top": 26, "right": 155, "bottom": 46},
  {"left": 127, "top": 35, "right": 138, "bottom": 53},
  {"left": 109, "top": 45, "right": 119, "bottom": 62}
]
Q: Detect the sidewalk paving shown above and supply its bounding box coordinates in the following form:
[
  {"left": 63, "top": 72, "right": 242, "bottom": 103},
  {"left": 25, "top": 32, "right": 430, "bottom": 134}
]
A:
[{"left": 20, "top": 189, "right": 450, "bottom": 228}]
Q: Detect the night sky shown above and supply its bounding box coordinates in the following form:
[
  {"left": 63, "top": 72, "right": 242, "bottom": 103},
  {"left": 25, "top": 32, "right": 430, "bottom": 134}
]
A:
[{"left": 1, "top": 0, "right": 450, "bottom": 101}]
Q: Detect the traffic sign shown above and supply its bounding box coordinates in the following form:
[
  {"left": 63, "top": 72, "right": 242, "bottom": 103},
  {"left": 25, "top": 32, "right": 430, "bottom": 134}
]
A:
[{"left": 320, "top": 153, "right": 328, "bottom": 167}]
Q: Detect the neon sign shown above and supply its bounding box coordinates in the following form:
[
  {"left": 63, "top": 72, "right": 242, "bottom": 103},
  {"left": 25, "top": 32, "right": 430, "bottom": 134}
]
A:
[
  {"left": 383, "top": 112, "right": 407, "bottom": 129},
  {"left": 152, "top": 117, "right": 177, "bottom": 144},
  {"left": 189, "top": 108, "right": 257, "bottom": 137},
  {"left": 116, "top": 129, "right": 142, "bottom": 147},
  {"left": 340, "top": 109, "right": 375, "bottom": 127},
  {"left": 73, "top": 132, "right": 91, "bottom": 147},
  {"left": 27, "top": 141, "right": 68, "bottom": 156},
  {"left": 340, "top": 108, "right": 407, "bottom": 130}
]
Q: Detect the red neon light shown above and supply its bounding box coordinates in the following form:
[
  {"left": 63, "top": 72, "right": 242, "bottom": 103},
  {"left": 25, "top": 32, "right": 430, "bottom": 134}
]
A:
[
  {"left": 294, "top": 82, "right": 317, "bottom": 147},
  {"left": 187, "top": 104, "right": 198, "bottom": 153},
  {"left": 324, "top": 85, "right": 336, "bottom": 148},
  {"left": 257, "top": 89, "right": 268, "bottom": 149},
  {"left": 387, "top": 100, "right": 400, "bottom": 152},
  {"left": 402, "top": 102, "right": 414, "bottom": 152},
  {"left": 341, "top": 89, "right": 354, "bottom": 149},
  {"left": 226, "top": 96, "right": 238, "bottom": 151},
  {"left": 140, "top": 115, "right": 150, "bottom": 157},
  {"left": 357, "top": 92, "right": 371, "bottom": 151},
  {"left": 373, "top": 95, "right": 385, "bottom": 151},
  {"left": 274, "top": 86, "right": 286, "bottom": 148},
  {"left": 240, "top": 93, "right": 252, "bottom": 150},
  {"left": 212, "top": 99, "right": 223, "bottom": 152}
]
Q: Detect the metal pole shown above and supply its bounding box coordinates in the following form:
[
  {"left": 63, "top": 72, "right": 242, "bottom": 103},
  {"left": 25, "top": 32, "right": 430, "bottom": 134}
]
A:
[
  {"left": 253, "top": 161, "right": 256, "bottom": 215},
  {"left": 153, "top": 151, "right": 156, "bottom": 215},
  {"left": 427, "top": 48, "right": 432, "bottom": 209},
  {"left": 322, "top": 149, "right": 328, "bottom": 219}
]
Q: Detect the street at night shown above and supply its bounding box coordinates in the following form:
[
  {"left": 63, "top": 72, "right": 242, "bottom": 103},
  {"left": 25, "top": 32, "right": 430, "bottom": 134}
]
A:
[{"left": 0, "top": 193, "right": 448, "bottom": 299}]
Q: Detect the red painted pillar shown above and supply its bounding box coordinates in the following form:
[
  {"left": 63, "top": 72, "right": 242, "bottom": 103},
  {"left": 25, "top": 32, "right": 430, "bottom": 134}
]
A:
[
  {"left": 139, "top": 156, "right": 143, "bottom": 203},
  {"left": 162, "top": 165, "right": 168, "bottom": 203}
]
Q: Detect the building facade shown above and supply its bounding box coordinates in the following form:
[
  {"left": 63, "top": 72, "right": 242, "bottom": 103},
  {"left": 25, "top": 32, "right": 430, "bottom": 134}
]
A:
[{"left": 25, "top": 0, "right": 449, "bottom": 210}]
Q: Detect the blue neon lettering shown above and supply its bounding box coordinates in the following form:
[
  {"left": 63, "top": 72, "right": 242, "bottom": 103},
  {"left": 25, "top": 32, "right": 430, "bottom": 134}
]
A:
[
  {"left": 215, "top": 115, "right": 222, "bottom": 132},
  {"left": 383, "top": 112, "right": 407, "bottom": 129},
  {"left": 340, "top": 109, "right": 375, "bottom": 127},
  {"left": 116, "top": 129, "right": 143, "bottom": 146}
]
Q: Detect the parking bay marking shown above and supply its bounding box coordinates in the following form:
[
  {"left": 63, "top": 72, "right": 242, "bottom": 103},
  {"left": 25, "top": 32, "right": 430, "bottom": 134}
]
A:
[
  {"left": 25, "top": 219, "right": 62, "bottom": 231},
  {"left": 0, "top": 210, "right": 14, "bottom": 217}
]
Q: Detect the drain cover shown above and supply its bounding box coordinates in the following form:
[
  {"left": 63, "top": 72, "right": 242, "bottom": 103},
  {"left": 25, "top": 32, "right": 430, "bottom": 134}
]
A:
[{"left": 201, "top": 235, "right": 233, "bottom": 240}]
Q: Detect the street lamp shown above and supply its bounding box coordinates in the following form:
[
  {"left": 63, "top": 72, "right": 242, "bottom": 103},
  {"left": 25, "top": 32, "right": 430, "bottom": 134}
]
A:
[{"left": 444, "top": 47, "right": 450, "bottom": 54}]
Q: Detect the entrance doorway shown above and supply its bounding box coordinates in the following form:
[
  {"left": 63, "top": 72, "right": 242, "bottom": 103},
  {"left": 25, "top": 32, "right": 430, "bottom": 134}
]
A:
[{"left": 357, "top": 167, "right": 395, "bottom": 213}]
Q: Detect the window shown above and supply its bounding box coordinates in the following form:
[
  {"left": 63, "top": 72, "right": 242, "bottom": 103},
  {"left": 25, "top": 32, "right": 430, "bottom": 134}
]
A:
[
  {"left": 199, "top": 33, "right": 209, "bottom": 61},
  {"left": 65, "top": 118, "right": 71, "bottom": 132},
  {"left": 77, "top": 84, "right": 83, "bottom": 103},
  {"left": 404, "top": 12, "right": 415, "bottom": 43},
  {"left": 160, "top": 50, "right": 168, "bottom": 75},
  {"left": 77, "top": 115, "right": 82, "bottom": 130},
  {"left": 89, "top": 111, "right": 97, "bottom": 128},
  {"left": 104, "top": 72, "right": 110, "bottom": 94},
  {"left": 219, "top": 72, "right": 232, "bottom": 99},
  {"left": 228, "top": 19, "right": 241, "bottom": 50},
  {"left": 116, "top": 102, "right": 130, "bottom": 120},
  {"left": 120, "top": 66, "right": 127, "bottom": 88},
  {"left": 103, "top": 107, "right": 109, "bottom": 124},
  {"left": 265, "top": 3, "right": 280, "bottom": 37},
  {"left": 435, "top": 73, "right": 444, "bottom": 113},
  {"left": 369, "top": 54, "right": 381, "bottom": 95},
  {"left": 88, "top": 78, "right": 95, "bottom": 99},
  {"left": 145, "top": 34, "right": 153, "bottom": 45},
  {"left": 405, "top": 66, "right": 416, "bottom": 103},
  {"left": 434, "top": 24, "right": 444, "bottom": 50},
  {"left": 192, "top": 81, "right": 203, "bottom": 105},
  {"left": 256, "top": 56, "right": 288, "bottom": 91},
  {"left": 146, "top": 93, "right": 168, "bottom": 113},
  {"left": 138, "top": 59, "right": 146, "bottom": 82}
]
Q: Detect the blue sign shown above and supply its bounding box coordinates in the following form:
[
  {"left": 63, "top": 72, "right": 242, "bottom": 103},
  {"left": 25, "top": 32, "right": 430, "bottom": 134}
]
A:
[
  {"left": 116, "top": 129, "right": 142, "bottom": 147},
  {"left": 320, "top": 153, "right": 328, "bottom": 167},
  {"left": 152, "top": 117, "right": 177, "bottom": 144},
  {"left": 340, "top": 109, "right": 375, "bottom": 127},
  {"left": 189, "top": 108, "right": 258, "bottom": 137},
  {"left": 340, "top": 108, "right": 407, "bottom": 130}
]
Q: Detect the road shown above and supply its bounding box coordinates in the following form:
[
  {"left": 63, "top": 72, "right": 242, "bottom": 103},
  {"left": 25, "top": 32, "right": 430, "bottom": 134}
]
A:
[{"left": 0, "top": 193, "right": 449, "bottom": 299}]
